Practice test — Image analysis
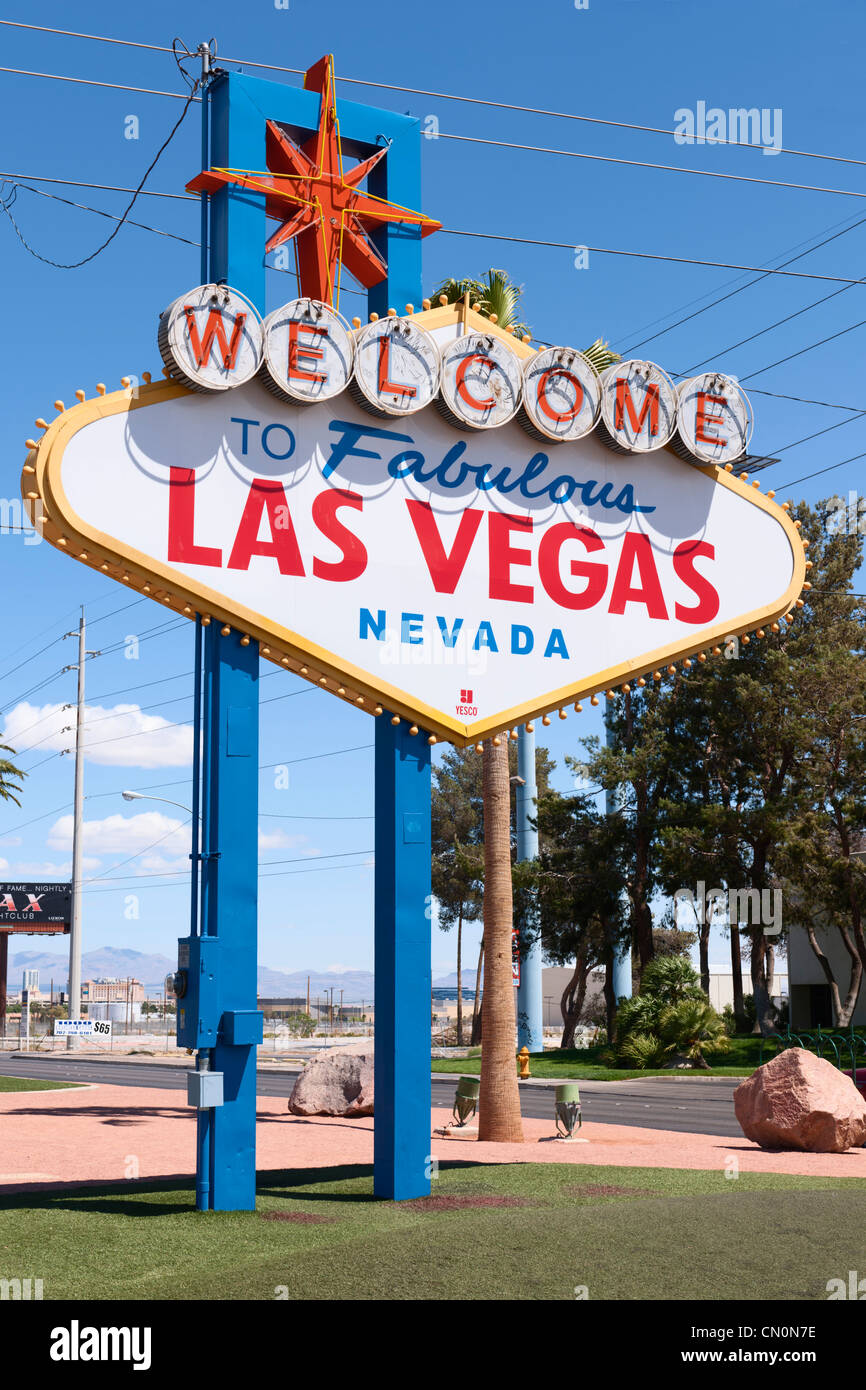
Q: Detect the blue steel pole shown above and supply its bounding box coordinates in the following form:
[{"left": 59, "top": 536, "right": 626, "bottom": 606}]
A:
[
  {"left": 516, "top": 726, "right": 543, "bottom": 1051},
  {"left": 605, "top": 706, "right": 633, "bottom": 1000},
  {"left": 190, "top": 616, "right": 211, "bottom": 1212},
  {"left": 373, "top": 717, "right": 432, "bottom": 1201}
]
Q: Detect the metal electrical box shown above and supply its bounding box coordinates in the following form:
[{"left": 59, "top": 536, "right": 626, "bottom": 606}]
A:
[
  {"left": 187, "top": 1069, "right": 224, "bottom": 1109},
  {"left": 175, "top": 935, "right": 220, "bottom": 1049}
]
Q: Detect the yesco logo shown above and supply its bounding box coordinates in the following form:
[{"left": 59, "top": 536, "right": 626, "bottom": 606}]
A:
[{"left": 49, "top": 1321, "right": 152, "bottom": 1371}]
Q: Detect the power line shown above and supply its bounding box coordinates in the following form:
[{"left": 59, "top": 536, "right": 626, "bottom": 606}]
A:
[
  {"left": 82, "top": 857, "right": 373, "bottom": 894},
  {"left": 439, "top": 226, "right": 866, "bottom": 286},
  {"left": 0, "top": 172, "right": 193, "bottom": 201},
  {"left": 6, "top": 168, "right": 866, "bottom": 287},
  {"left": 778, "top": 449, "right": 866, "bottom": 491},
  {"left": 0, "top": 63, "right": 194, "bottom": 102},
  {"left": 87, "top": 846, "right": 374, "bottom": 887},
  {"left": 0, "top": 81, "right": 199, "bottom": 267},
  {"left": 2, "top": 21, "right": 863, "bottom": 170},
  {"left": 435, "top": 131, "right": 866, "bottom": 202},
  {"left": 740, "top": 315, "right": 866, "bottom": 379},
  {"left": 5, "top": 181, "right": 199, "bottom": 249}
]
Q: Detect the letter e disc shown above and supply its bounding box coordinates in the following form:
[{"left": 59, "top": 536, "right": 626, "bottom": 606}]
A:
[
  {"left": 520, "top": 347, "right": 601, "bottom": 442},
  {"left": 673, "top": 374, "right": 753, "bottom": 465},
  {"left": 598, "top": 359, "right": 678, "bottom": 454},
  {"left": 159, "top": 284, "right": 264, "bottom": 392},
  {"left": 350, "top": 317, "right": 440, "bottom": 417},
  {"left": 260, "top": 298, "right": 355, "bottom": 405},
  {"left": 439, "top": 335, "right": 524, "bottom": 431}
]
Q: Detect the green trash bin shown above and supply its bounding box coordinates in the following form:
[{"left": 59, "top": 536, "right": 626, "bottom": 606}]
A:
[{"left": 453, "top": 1075, "right": 481, "bottom": 1127}]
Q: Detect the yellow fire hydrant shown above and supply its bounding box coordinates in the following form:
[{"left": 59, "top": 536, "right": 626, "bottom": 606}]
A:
[{"left": 518, "top": 1046, "right": 531, "bottom": 1080}]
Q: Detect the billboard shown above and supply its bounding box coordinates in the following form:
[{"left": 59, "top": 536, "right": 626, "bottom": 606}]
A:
[
  {"left": 22, "top": 300, "right": 806, "bottom": 746},
  {"left": 0, "top": 883, "right": 71, "bottom": 930}
]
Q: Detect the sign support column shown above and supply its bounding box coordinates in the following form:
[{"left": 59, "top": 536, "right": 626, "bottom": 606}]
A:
[
  {"left": 516, "top": 725, "right": 543, "bottom": 1050},
  {"left": 374, "top": 718, "right": 432, "bottom": 1201}
]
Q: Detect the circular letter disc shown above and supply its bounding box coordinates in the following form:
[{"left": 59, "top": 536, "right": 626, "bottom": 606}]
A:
[
  {"left": 439, "top": 334, "right": 523, "bottom": 430},
  {"left": 674, "top": 374, "right": 753, "bottom": 464},
  {"left": 158, "top": 283, "right": 264, "bottom": 392},
  {"left": 261, "top": 298, "right": 355, "bottom": 404},
  {"left": 599, "top": 359, "right": 678, "bottom": 453},
  {"left": 352, "top": 317, "right": 440, "bottom": 417},
  {"left": 521, "top": 347, "right": 601, "bottom": 442}
]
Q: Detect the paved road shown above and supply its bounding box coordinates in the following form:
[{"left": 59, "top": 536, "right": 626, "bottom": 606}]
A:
[{"left": 0, "top": 1054, "right": 742, "bottom": 1136}]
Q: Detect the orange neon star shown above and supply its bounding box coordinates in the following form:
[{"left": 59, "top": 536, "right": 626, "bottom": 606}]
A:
[{"left": 187, "top": 54, "right": 440, "bottom": 307}]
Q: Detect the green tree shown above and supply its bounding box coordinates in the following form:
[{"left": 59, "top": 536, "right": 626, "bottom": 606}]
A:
[
  {"left": 0, "top": 743, "right": 25, "bottom": 806},
  {"left": 532, "top": 790, "right": 629, "bottom": 1046}
]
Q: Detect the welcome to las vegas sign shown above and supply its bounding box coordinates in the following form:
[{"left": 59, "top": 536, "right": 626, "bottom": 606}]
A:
[{"left": 21, "top": 290, "right": 808, "bottom": 746}]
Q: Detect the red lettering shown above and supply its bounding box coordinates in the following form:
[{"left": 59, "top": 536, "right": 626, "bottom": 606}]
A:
[
  {"left": 538, "top": 524, "right": 607, "bottom": 610},
  {"left": 167, "top": 468, "right": 222, "bottom": 567},
  {"left": 406, "top": 500, "right": 483, "bottom": 594},
  {"left": 489, "top": 513, "right": 534, "bottom": 603},
  {"left": 288, "top": 321, "right": 327, "bottom": 383},
  {"left": 378, "top": 337, "right": 417, "bottom": 399},
  {"left": 609, "top": 533, "right": 668, "bottom": 619},
  {"left": 536, "top": 368, "right": 583, "bottom": 424},
  {"left": 228, "top": 480, "right": 305, "bottom": 575},
  {"left": 673, "top": 540, "right": 719, "bottom": 622},
  {"left": 312, "top": 489, "right": 367, "bottom": 582},
  {"left": 614, "top": 378, "right": 659, "bottom": 436},
  {"left": 183, "top": 306, "right": 246, "bottom": 370},
  {"left": 695, "top": 393, "right": 728, "bottom": 448},
  {"left": 456, "top": 354, "right": 495, "bottom": 411}
]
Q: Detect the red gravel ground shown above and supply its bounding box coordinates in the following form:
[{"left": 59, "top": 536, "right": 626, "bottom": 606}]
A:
[{"left": 2, "top": 1082, "right": 866, "bottom": 1194}]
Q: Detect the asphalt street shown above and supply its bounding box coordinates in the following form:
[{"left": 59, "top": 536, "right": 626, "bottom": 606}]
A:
[{"left": 0, "top": 1054, "right": 742, "bottom": 1136}]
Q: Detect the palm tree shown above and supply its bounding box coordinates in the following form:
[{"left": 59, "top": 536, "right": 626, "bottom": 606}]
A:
[
  {"left": 0, "top": 744, "right": 24, "bottom": 807},
  {"left": 478, "top": 738, "right": 524, "bottom": 1142},
  {"left": 428, "top": 268, "right": 621, "bottom": 371}
]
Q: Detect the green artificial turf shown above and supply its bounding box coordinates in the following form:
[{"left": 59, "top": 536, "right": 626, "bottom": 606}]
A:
[
  {"left": 0, "top": 1075, "right": 82, "bottom": 1092},
  {"left": 3, "top": 1161, "right": 866, "bottom": 1301}
]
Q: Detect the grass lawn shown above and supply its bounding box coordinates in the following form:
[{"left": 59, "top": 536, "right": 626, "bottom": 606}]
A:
[
  {"left": 0, "top": 1075, "right": 82, "bottom": 1092},
  {"left": 431, "top": 1036, "right": 769, "bottom": 1081},
  {"left": 2, "top": 1161, "right": 864, "bottom": 1300}
]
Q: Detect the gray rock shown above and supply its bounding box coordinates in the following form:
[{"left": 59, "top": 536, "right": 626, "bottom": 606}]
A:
[{"left": 288, "top": 1051, "right": 374, "bottom": 1117}]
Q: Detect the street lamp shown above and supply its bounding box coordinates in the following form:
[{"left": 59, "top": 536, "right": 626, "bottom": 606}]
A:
[{"left": 121, "top": 790, "right": 196, "bottom": 816}]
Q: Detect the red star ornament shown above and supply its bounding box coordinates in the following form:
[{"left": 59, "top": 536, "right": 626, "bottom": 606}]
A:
[{"left": 187, "top": 54, "right": 440, "bottom": 306}]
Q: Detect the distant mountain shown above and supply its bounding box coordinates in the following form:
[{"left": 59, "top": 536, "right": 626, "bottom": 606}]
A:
[
  {"left": 10, "top": 948, "right": 376, "bottom": 1001},
  {"left": 432, "top": 970, "right": 479, "bottom": 988}
]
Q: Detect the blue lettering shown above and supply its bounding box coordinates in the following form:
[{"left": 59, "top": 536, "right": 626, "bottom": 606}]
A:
[
  {"left": 230, "top": 417, "right": 259, "bottom": 455},
  {"left": 473, "top": 621, "right": 498, "bottom": 652},
  {"left": 261, "top": 423, "right": 295, "bottom": 460},
  {"left": 401, "top": 612, "right": 424, "bottom": 645},
  {"left": 360, "top": 608, "right": 387, "bottom": 641},
  {"left": 436, "top": 616, "right": 464, "bottom": 648},
  {"left": 323, "top": 420, "right": 413, "bottom": 480},
  {"left": 544, "top": 628, "right": 569, "bottom": 659},
  {"left": 511, "top": 624, "right": 534, "bottom": 654}
]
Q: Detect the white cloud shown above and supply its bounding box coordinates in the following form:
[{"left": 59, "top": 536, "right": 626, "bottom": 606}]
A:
[
  {"left": 0, "top": 858, "right": 7, "bottom": 873},
  {"left": 2, "top": 702, "right": 193, "bottom": 769},
  {"left": 47, "top": 811, "right": 190, "bottom": 858},
  {"left": 5, "top": 857, "right": 100, "bottom": 877},
  {"left": 258, "top": 828, "right": 306, "bottom": 852}
]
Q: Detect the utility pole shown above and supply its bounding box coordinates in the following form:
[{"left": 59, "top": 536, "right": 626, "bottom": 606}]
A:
[
  {"left": 63, "top": 609, "right": 96, "bottom": 1051},
  {"left": 605, "top": 705, "right": 633, "bottom": 1001}
]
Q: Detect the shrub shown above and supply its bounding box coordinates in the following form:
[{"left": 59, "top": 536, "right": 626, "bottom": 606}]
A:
[{"left": 618, "top": 1032, "right": 665, "bottom": 1069}]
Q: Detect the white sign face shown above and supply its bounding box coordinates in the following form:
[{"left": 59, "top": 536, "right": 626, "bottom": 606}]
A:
[
  {"left": 521, "top": 347, "right": 601, "bottom": 442},
  {"left": 159, "top": 284, "right": 265, "bottom": 391},
  {"left": 600, "top": 360, "right": 678, "bottom": 453},
  {"left": 675, "top": 374, "right": 753, "bottom": 465},
  {"left": 261, "top": 298, "right": 355, "bottom": 405},
  {"left": 55, "top": 1019, "right": 93, "bottom": 1036},
  {"left": 439, "top": 334, "right": 524, "bottom": 430},
  {"left": 29, "top": 376, "right": 806, "bottom": 743},
  {"left": 352, "top": 317, "right": 440, "bottom": 416}
]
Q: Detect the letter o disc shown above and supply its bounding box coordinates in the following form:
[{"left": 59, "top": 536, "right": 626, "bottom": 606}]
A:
[
  {"left": 438, "top": 335, "right": 523, "bottom": 430},
  {"left": 520, "top": 347, "right": 601, "bottom": 442},
  {"left": 597, "top": 360, "right": 678, "bottom": 454},
  {"left": 158, "top": 283, "right": 264, "bottom": 392},
  {"left": 350, "top": 317, "right": 440, "bottom": 417},
  {"left": 673, "top": 374, "right": 753, "bottom": 465},
  {"left": 260, "top": 299, "right": 355, "bottom": 405}
]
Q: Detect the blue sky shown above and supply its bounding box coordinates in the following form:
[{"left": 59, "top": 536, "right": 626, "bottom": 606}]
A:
[{"left": 0, "top": 0, "right": 863, "bottom": 979}]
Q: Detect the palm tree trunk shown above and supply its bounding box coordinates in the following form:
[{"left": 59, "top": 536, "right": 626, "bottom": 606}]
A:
[
  {"left": 456, "top": 903, "right": 464, "bottom": 1046},
  {"left": 729, "top": 922, "right": 744, "bottom": 1023},
  {"left": 478, "top": 738, "right": 524, "bottom": 1142}
]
